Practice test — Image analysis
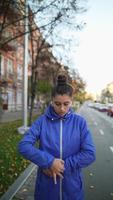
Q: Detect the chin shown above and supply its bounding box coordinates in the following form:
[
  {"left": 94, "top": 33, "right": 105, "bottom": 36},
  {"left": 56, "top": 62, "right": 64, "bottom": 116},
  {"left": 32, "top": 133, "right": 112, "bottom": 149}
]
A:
[{"left": 59, "top": 113, "right": 66, "bottom": 116}]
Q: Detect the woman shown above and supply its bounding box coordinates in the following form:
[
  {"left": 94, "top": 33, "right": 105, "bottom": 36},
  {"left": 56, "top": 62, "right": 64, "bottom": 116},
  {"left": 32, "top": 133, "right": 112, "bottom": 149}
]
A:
[{"left": 18, "top": 75, "right": 96, "bottom": 200}]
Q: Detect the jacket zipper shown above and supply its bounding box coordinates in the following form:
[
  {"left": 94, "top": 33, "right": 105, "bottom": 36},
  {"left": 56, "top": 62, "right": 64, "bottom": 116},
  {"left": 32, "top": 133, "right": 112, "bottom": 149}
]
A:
[{"left": 60, "top": 119, "right": 63, "bottom": 200}]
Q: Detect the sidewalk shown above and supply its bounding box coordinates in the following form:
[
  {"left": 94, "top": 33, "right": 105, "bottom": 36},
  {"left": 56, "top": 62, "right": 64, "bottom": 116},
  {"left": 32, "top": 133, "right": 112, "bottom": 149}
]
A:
[
  {"left": 12, "top": 166, "right": 37, "bottom": 200},
  {"left": 0, "top": 163, "right": 37, "bottom": 200},
  {"left": 0, "top": 110, "right": 23, "bottom": 123},
  {"left": 0, "top": 109, "right": 40, "bottom": 123}
]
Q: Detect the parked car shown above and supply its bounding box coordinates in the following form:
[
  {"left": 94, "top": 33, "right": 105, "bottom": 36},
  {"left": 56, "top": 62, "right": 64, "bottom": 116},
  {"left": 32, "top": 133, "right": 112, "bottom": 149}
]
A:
[
  {"left": 97, "top": 104, "right": 108, "bottom": 112},
  {"left": 92, "top": 102, "right": 108, "bottom": 112},
  {"left": 107, "top": 104, "right": 113, "bottom": 117}
]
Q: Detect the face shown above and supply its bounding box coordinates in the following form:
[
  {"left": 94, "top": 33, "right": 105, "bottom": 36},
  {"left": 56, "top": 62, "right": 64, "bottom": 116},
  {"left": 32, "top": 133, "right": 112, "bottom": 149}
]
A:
[{"left": 52, "top": 94, "right": 72, "bottom": 116}]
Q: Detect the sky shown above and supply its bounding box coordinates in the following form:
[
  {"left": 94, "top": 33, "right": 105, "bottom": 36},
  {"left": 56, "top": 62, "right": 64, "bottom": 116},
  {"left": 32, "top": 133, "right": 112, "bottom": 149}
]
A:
[
  {"left": 74, "top": 0, "right": 113, "bottom": 95},
  {"left": 33, "top": 0, "right": 113, "bottom": 96}
]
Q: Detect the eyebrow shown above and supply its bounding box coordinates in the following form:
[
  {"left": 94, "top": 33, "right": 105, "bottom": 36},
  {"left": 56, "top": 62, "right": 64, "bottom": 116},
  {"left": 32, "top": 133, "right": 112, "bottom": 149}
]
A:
[{"left": 54, "top": 101, "right": 70, "bottom": 104}]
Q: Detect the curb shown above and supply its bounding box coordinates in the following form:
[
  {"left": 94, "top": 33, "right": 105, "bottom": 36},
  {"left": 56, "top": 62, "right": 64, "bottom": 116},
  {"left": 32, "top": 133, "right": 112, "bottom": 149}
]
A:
[{"left": 0, "top": 163, "right": 37, "bottom": 200}]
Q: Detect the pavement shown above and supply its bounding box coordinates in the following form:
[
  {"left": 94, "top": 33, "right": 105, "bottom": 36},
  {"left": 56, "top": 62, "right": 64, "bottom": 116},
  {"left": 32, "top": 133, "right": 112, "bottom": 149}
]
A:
[
  {"left": 0, "top": 110, "right": 23, "bottom": 123},
  {"left": 0, "top": 109, "right": 41, "bottom": 123},
  {"left": 0, "top": 163, "right": 37, "bottom": 200},
  {"left": 12, "top": 166, "right": 37, "bottom": 200}
]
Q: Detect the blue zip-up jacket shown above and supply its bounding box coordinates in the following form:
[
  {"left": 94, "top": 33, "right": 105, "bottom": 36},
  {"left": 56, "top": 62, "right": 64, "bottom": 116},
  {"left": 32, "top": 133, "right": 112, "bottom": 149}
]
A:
[{"left": 18, "top": 105, "right": 96, "bottom": 200}]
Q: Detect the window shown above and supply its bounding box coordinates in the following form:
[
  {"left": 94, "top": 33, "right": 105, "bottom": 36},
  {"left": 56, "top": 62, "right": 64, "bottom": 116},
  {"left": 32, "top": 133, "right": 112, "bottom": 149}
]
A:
[
  {"left": 0, "top": 54, "right": 5, "bottom": 76},
  {"left": 17, "top": 89, "right": 22, "bottom": 109},
  {"left": 28, "top": 50, "right": 32, "bottom": 64},
  {"left": 7, "top": 59, "right": 13, "bottom": 74},
  {"left": 8, "top": 89, "right": 15, "bottom": 111},
  {"left": 17, "top": 64, "right": 23, "bottom": 80}
]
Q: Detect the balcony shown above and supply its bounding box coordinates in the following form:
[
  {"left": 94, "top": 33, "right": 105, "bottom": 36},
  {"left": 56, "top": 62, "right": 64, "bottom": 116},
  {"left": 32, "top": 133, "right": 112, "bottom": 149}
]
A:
[
  {"left": 0, "top": 35, "right": 17, "bottom": 51},
  {"left": 0, "top": 22, "right": 19, "bottom": 51},
  {"left": 0, "top": 79, "right": 8, "bottom": 87}
]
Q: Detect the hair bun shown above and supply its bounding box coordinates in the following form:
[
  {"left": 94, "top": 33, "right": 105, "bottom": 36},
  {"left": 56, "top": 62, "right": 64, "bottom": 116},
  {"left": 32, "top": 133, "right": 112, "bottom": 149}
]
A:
[{"left": 57, "top": 75, "right": 67, "bottom": 86}]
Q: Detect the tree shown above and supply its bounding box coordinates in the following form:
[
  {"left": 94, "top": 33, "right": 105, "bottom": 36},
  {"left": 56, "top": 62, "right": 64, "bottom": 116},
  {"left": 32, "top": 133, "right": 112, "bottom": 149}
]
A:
[
  {"left": 0, "top": 0, "right": 87, "bottom": 58},
  {"left": 32, "top": 0, "right": 87, "bottom": 66},
  {"left": 27, "top": 27, "right": 63, "bottom": 124},
  {"left": 70, "top": 68, "right": 86, "bottom": 103},
  {"left": 26, "top": 0, "right": 87, "bottom": 124},
  {"left": 0, "top": 88, "right": 3, "bottom": 120},
  {"left": 101, "top": 88, "right": 113, "bottom": 103},
  {"left": 0, "top": 0, "right": 87, "bottom": 124}
]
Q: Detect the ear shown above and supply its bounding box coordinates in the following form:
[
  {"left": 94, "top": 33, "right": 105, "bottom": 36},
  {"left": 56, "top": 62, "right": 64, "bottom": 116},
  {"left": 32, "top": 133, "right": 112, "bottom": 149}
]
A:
[
  {"left": 70, "top": 101, "right": 72, "bottom": 106},
  {"left": 70, "top": 98, "right": 73, "bottom": 106},
  {"left": 50, "top": 101, "right": 53, "bottom": 106}
]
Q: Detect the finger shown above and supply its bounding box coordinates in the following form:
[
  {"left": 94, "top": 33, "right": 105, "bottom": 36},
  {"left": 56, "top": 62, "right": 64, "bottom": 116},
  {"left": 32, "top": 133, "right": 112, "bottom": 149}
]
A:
[
  {"left": 60, "top": 160, "right": 64, "bottom": 164},
  {"left": 59, "top": 164, "right": 65, "bottom": 171},
  {"left": 43, "top": 169, "right": 52, "bottom": 177},
  {"left": 53, "top": 173, "right": 57, "bottom": 184},
  {"left": 59, "top": 168, "right": 64, "bottom": 173},
  {"left": 61, "top": 165, "right": 65, "bottom": 170},
  {"left": 57, "top": 172, "right": 64, "bottom": 179}
]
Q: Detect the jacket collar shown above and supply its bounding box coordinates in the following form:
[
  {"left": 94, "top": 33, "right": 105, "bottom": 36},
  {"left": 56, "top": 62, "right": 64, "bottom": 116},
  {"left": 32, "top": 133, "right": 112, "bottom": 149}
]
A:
[{"left": 45, "top": 104, "right": 73, "bottom": 121}]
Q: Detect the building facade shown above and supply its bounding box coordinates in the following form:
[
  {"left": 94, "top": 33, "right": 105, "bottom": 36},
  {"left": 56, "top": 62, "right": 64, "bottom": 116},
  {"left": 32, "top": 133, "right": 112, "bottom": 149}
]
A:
[{"left": 0, "top": 1, "right": 63, "bottom": 111}]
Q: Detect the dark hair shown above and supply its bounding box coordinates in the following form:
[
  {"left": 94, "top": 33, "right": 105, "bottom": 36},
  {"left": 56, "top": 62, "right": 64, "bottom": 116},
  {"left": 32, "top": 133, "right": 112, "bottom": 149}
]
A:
[{"left": 52, "top": 75, "right": 73, "bottom": 97}]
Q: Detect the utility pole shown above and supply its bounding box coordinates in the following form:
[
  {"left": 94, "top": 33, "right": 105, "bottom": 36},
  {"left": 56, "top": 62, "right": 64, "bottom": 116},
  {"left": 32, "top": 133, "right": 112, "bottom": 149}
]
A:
[
  {"left": 23, "top": 0, "right": 28, "bottom": 130},
  {"left": 18, "top": 0, "right": 29, "bottom": 134}
]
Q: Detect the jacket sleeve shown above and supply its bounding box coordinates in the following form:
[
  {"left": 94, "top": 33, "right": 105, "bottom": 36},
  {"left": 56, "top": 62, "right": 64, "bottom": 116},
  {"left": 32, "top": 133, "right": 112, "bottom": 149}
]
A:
[
  {"left": 64, "top": 118, "right": 96, "bottom": 171},
  {"left": 18, "top": 118, "right": 54, "bottom": 169}
]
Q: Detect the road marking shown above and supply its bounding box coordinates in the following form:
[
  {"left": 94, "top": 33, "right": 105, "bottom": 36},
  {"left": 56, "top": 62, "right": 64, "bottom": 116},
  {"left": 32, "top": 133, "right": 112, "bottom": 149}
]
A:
[
  {"left": 99, "top": 129, "right": 104, "bottom": 135},
  {"left": 109, "top": 146, "right": 113, "bottom": 153},
  {"left": 94, "top": 122, "right": 98, "bottom": 126}
]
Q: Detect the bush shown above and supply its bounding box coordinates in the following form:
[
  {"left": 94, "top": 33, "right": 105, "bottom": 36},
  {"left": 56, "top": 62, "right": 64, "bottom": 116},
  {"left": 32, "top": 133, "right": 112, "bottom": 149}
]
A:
[
  {"left": 36, "top": 80, "right": 52, "bottom": 94},
  {"left": 0, "top": 120, "right": 30, "bottom": 197}
]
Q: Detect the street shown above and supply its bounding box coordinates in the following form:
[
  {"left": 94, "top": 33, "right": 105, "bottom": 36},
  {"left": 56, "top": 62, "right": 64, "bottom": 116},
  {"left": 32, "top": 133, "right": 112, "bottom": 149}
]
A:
[{"left": 79, "top": 103, "right": 113, "bottom": 200}]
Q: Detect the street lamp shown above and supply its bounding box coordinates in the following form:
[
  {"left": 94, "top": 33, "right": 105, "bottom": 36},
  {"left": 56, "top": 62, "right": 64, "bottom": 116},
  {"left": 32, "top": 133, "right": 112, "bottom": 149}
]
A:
[{"left": 18, "top": 0, "right": 29, "bottom": 134}]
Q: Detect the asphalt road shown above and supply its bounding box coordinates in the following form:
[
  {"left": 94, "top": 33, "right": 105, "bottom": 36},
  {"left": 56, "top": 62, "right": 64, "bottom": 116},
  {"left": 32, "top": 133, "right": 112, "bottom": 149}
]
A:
[{"left": 79, "top": 103, "right": 113, "bottom": 200}]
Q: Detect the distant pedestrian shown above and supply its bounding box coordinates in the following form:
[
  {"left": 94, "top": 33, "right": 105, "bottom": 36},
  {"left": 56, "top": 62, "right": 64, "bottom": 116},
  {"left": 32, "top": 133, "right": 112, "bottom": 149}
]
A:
[{"left": 18, "top": 74, "right": 96, "bottom": 200}]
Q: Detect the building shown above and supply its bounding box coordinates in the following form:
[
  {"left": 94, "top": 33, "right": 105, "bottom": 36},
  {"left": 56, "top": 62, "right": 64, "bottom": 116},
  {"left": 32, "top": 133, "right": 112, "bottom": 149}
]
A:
[{"left": 0, "top": 1, "right": 63, "bottom": 111}]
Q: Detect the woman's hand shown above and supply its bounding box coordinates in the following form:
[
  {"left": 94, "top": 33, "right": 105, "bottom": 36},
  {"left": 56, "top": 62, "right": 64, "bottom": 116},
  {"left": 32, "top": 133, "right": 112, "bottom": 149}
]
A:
[
  {"left": 43, "top": 168, "right": 53, "bottom": 177},
  {"left": 43, "top": 158, "right": 65, "bottom": 184},
  {"left": 50, "top": 158, "right": 64, "bottom": 176}
]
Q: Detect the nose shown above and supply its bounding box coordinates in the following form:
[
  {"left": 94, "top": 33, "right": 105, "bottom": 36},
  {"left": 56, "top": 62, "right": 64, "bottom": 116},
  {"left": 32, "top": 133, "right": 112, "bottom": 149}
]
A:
[{"left": 60, "top": 105, "right": 65, "bottom": 111}]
